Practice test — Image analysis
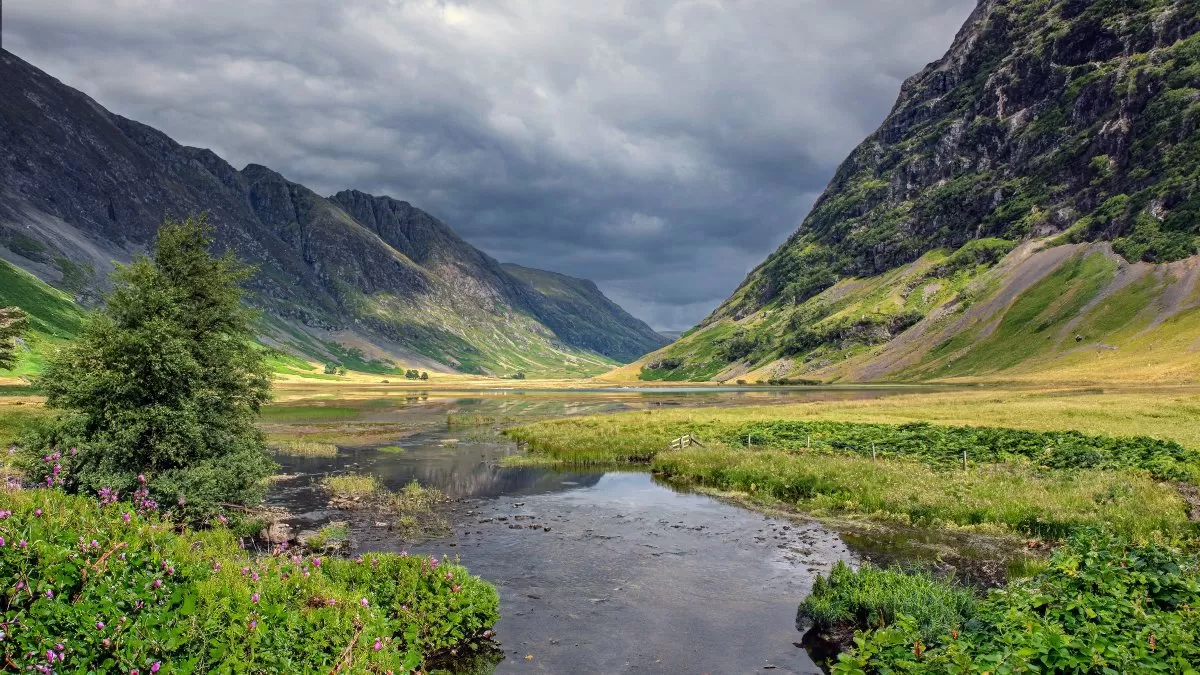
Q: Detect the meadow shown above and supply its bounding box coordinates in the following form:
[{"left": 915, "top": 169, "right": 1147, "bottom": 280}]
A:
[{"left": 506, "top": 385, "right": 1200, "bottom": 539}]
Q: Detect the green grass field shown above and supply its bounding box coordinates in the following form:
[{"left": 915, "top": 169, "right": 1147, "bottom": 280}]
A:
[{"left": 507, "top": 386, "right": 1200, "bottom": 539}]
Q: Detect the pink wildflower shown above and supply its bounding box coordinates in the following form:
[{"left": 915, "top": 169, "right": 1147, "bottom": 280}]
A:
[
  {"left": 360, "top": 597, "right": 369, "bottom": 608},
  {"left": 251, "top": 593, "right": 259, "bottom": 604}
]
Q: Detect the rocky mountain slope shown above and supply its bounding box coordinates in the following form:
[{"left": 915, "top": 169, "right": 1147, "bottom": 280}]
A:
[
  {"left": 0, "top": 49, "right": 666, "bottom": 377},
  {"left": 628, "top": 0, "right": 1200, "bottom": 383}
]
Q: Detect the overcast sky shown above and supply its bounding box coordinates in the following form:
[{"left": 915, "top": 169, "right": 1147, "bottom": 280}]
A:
[{"left": 5, "top": 0, "right": 975, "bottom": 330}]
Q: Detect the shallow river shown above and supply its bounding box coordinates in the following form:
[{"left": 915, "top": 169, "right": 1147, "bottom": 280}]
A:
[{"left": 264, "top": 386, "right": 941, "bottom": 673}]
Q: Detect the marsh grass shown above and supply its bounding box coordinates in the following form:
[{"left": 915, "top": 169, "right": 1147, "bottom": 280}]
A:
[
  {"left": 653, "top": 447, "right": 1190, "bottom": 538},
  {"left": 304, "top": 521, "right": 350, "bottom": 549},
  {"left": 270, "top": 439, "right": 339, "bottom": 457},
  {"left": 506, "top": 387, "right": 1200, "bottom": 456},
  {"left": 389, "top": 480, "right": 451, "bottom": 538},
  {"left": 322, "top": 473, "right": 383, "bottom": 501},
  {"left": 378, "top": 445, "right": 406, "bottom": 453},
  {"left": 799, "top": 561, "right": 976, "bottom": 644}
]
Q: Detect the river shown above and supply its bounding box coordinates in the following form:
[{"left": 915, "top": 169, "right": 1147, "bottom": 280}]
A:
[{"left": 263, "top": 386, "right": 945, "bottom": 673}]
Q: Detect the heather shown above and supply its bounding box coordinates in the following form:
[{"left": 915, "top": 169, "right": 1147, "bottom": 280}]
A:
[{"left": 0, "top": 488, "right": 499, "bottom": 673}]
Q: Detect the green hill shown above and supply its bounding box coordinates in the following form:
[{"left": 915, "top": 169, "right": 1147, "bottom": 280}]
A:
[
  {"left": 0, "top": 259, "right": 86, "bottom": 378},
  {"left": 632, "top": 0, "right": 1200, "bottom": 384}
]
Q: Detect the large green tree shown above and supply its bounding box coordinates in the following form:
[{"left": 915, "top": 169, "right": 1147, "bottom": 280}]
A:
[
  {"left": 22, "top": 216, "right": 275, "bottom": 517},
  {"left": 0, "top": 306, "right": 28, "bottom": 370}
]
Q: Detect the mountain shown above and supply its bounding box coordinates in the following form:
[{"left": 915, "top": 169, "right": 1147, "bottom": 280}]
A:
[
  {"left": 626, "top": 0, "right": 1200, "bottom": 384},
  {"left": 499, "top": 264, "right": 669, "bottom": 363},
  {"left": 0, "top": 49, "right": 666, "bottom": 378}
]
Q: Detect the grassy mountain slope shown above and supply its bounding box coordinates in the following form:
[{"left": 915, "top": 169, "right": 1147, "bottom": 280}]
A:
[
  {"left": 0, "top": 259, "right": 86, "bottom": 378},
  {"left": 630, "top": 0, "right": 1200, "bottom": 383},
  {"left": 0, "top": 50, "right": 657, "bottom": 378},
  {"left": 500, "top": 264, "right": 668, "bottom": 363}
]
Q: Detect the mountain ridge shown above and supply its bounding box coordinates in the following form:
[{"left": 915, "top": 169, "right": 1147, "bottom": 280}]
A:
[
  {"left": 0, "top": 49, "right": 667, "bottom": 377},
  {"left": 629, "top": 0, "right": 1200, "bottom": 384}
]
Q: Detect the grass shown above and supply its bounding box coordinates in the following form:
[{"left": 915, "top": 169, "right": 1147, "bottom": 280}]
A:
[
  {"left": 506, "top": 386, "right": 1200, "bottom": 456},
  {"left": 653, "top": 448, "right": 1189, "bottom": 539},
  {"left": 798, "top": 561, "right": 977, "bottom": 645},
  {"left": 506, "top": 387, "right": 1200, "bottom": 538},
  {"left": 0, "top": 260, "right": 87, "bottom": 377},
  {"left": 0, "top": 404, "right": 50, "bottom": 448},
  {"left": 388, "top": 480, "right": 451, "bottom": 538},
  {"left": 304, "top": 521, "right": 350, "bottom": 549},
  {"left": 0, "top": 488, "right": 498, "bottom": 672},
  {"left": 322, "top": 474, "right": 383, "bottom": 500},
  {"left": 260, "top": 405, "right": 362, "bottom": 424},
  {"left": 270, "top": 440, "right": 339, "bottom": 457},
  {"left": 378, "top": 445, "right": 406, "bottom": 453}
]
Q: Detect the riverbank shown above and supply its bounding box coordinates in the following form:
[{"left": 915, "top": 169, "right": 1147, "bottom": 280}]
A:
[
  {"left": 505, "top": 386, "right": 1200, "bottom": 540},
  {"left": 0, "top": 488, "right": 499, "bottom": 673}
]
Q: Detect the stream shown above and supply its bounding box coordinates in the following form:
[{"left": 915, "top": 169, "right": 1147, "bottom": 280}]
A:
[{"left": 263, "top": 386, "right": 947, "bottom": 673}]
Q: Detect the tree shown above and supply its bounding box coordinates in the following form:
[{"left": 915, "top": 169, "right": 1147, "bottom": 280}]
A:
[
  {"left": 20, "top": 216, "right": 275, "bottom": 518},
  {"left": 404, "top": 369, "right": 420, "bottom": 380},
  {"left": 0, "top": 306, "right": 29, "bottom": 370},
  {"left": 324, "top": 363, "right": 339, "bottom": 375},
  {"left": 419, "top": 371, "right": 429, "bottom": 381}
]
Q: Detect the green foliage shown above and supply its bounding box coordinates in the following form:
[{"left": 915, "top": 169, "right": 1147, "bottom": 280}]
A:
[
  {"left": 0, "top": 306, "right": 29, "bottom": 370},
  {"left": 799, "top": 562, "right": 976, "bottom": 645},
  {"left": 0, "top": 260, "right": 87, "bottom": 377},
  {"left": 833, "top": 533, "right": 1200, "bottom": 673},
  {"left": 404, "top": 369, "right": 421, "bottom": 380},
  {"left": 323, "top": 363, "right": 340, "bottom": 375},
  {"left": 0, "top": 489, "right": 499, "bottom": 673},
  {"left": 712, "top": 420, "right": 1200, "bottom": 482},
  {"left": 420, "top": 371, "right": 429, "bottom": 381},
  {"left": 17, "top": 216, "right": 276, "bottom": 519}
]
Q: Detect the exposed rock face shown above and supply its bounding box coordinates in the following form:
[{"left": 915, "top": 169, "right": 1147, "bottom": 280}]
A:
[
  {"left": 640, "top": 0, "right": 1200, "bottom": 382},
  {"left": 0, "top": 50, "right": 666, "bottom": 373},
  {"left": 720, "top": 0, "right": 1200, "bottom": 319}
]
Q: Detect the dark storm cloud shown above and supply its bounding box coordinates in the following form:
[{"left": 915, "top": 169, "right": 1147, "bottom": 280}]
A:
[{"left": 4, "top": 0, "right": 976, "bottom": 330}]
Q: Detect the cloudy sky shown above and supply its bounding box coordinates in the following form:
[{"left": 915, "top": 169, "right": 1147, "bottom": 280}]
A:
[{"left": 4, "top": 0, "right": 975, "bottom": 330}]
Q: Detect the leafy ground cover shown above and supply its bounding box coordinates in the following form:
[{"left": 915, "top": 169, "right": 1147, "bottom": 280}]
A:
[
  {"left": 713, "top": 420, "right": 1200, "bottom": 482},
  {"left": 0, "top": 488, "right": 499, "bottom": 673},
  {"left": 798, "top": 562, "right": 977, "bottom": 648},
  {"left": 826, "top": 533, "right": 1200, "bottom": 674}
]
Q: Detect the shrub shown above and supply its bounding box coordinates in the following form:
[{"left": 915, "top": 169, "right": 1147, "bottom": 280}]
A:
[
  {"left": 834, "top": 533, "right": 1200, "bottom": 673},
  {"left": 799, "top": 562, "right": 976, "bottom": 645},
  {"left": 0, "top": 306, "right": 28, "bottom": 370},
  {"left": 17, "top": 216, "right": 276, "bottom": 519},
  {"left": 0, "top": 488, "right": 498, "bottom": 673}
]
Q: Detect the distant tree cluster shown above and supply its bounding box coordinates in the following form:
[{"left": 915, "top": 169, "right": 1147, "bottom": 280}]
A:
[
  {"left": 324, "top": 363, "right": 346, "bottom": 375},
  {"left": 403, "top": 369, "right": 429, "bottom": 380}
]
